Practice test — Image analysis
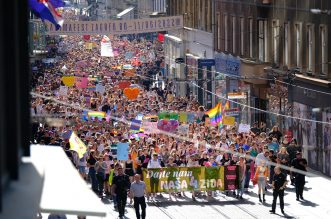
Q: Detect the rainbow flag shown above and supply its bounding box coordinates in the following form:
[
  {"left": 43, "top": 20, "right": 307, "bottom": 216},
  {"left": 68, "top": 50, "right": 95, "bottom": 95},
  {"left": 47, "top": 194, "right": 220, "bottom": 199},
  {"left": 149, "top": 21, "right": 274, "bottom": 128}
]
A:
[
  {"left": 205, "top": 103, "right": 223, "bottom": 126},
  {"left": 88, "top": 111, "right": 106, "bottom": 119}
]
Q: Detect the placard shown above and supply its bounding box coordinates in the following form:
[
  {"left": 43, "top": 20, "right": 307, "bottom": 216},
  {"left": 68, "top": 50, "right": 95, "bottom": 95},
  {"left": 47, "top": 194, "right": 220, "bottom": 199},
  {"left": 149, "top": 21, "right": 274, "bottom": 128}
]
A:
[
  {"left": 223, "top": 116, "right": 235, "bottom": 126},
  {"left": 117, "top": 142, "right": 129, "bottom": 160},
  {"left": 238, "top": 124, "right": 251, "bottom": 133}
]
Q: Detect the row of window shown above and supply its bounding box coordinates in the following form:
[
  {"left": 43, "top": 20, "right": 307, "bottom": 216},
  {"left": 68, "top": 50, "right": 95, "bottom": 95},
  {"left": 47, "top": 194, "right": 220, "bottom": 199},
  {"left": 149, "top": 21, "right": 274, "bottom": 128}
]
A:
[{"left": 216, "top": 14, "right": 328, "bottom": 74}]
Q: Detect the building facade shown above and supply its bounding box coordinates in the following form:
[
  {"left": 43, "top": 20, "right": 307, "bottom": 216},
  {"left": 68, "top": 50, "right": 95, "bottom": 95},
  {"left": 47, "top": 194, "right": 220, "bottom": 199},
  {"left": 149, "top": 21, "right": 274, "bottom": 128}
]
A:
[
  {"left": 166, "top": 0, "right": 215, "bottom": 108},
  {"left": 215, "top": 0, "right": 331, "bottom": 175}
]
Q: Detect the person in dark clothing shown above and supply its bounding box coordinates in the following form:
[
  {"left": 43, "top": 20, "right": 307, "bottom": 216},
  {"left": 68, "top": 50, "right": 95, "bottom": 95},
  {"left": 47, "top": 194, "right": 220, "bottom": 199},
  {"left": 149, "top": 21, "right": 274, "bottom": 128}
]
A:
[
  {"left": 87, "top": 150, "right": 98, "bottom": 192},
  {"left": 270, "top": 167, "right": 288, "bottom": 214},
  {"left": 112, "top": 166, "right": 131, "bottom": 219},
  {"left": 250, "top": 122, "right": 261, "bottom": 135},
  {"left": 291, "top": 152, "right": 307, "bottom": 201},
  {"left": 269, "top": 125, "right": 283, "bottom": 142}
]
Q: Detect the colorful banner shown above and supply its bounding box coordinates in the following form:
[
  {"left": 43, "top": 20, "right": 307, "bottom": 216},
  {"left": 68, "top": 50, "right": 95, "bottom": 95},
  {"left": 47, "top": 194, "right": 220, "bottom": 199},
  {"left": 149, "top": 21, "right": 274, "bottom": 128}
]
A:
[
  {"left": 45, "top": 16, "right": 184, "bottom": 35},
  {"left": 130, "top": 119, "right": 142, "bottom": 132},
  {"left": 179, "top": 112, "right": 188, "bottom": 123},
  {"left": 158, "top": 112, "right": 179, "bottom": 120},
  {"left": 142, "top": 166, "right": 237, "bottom": 193},
  {"left": 142, "top": 121, "right": 160, "bottom": 134}
]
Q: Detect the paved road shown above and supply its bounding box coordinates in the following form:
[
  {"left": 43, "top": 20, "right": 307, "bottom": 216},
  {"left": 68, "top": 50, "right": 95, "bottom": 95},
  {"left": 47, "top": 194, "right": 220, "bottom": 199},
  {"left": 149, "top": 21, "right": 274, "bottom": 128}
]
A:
[
  {"left": 104, "top": 171, "right": 331, "bottom": 219},
  {"left": 42, "top": 170, "right": 331, "bottom": 219}
]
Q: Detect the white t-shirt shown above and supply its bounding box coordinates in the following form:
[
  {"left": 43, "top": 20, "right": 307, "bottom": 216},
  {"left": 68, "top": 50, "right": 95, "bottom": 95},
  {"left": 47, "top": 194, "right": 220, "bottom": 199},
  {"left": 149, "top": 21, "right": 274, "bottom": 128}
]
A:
[
  {"left": 97, "top": 144, "right": 105, "bottom": 153},
  {"left": 147, "top": 159, "right": 161, "bottom": 168},
  {"left": 255, "top": 152, "right": 268, "bottom": 167}
]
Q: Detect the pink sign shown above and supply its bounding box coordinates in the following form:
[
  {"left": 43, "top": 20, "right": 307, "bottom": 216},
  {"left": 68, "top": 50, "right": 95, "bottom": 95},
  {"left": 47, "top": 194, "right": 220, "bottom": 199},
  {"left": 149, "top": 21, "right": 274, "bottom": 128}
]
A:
[{"left": 75, "top": 77, "right": 88, "bottom": 89}]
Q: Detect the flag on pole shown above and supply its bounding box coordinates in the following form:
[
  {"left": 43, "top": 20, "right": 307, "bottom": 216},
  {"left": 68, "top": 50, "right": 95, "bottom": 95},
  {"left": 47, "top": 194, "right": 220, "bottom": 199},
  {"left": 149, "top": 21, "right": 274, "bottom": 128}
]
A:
[
  {"left": 224, "top": 101, "right": 230, "bottom": 110},
  {"left": 28, "top": 0, "right": 65, "bottom": 30},
  {"left": 101, "top": 35, "right": 114, "bottom": 57},
  {"left": 205, "top": 103, "right": 223, "bottom": 126},
  {"left": 69, "top": 132, "right": 87, "bottom": 158}
]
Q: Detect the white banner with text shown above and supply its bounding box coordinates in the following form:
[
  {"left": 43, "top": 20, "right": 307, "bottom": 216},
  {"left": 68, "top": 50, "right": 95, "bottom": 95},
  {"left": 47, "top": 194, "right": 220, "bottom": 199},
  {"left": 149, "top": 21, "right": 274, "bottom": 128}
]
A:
[{"left": 45, "top": 16, "right": 183, "bottom": 35}]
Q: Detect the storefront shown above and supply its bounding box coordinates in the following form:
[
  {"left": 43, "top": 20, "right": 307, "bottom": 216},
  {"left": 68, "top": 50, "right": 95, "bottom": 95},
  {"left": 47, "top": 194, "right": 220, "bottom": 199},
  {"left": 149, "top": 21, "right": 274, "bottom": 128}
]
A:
[
  {"left": 288, "top": 75, "right": 331, "bottom": 175},
  {"left": 164, "top": 34, "right": 185, "bottom": 96},
  {"left": 239, "top": 59, "right": 269, "bottom": 126}
]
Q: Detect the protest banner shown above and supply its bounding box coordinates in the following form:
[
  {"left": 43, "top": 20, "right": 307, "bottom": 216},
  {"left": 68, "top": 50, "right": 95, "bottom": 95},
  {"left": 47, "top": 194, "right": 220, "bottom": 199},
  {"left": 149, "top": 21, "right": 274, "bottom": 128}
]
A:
[
  {"left": 117, "top": 142, "right": 129, "bottom": 160},
  {"left": 224, "top": 165, "right": 238, "bottom": 191},
  {"left": 224, "top": 108, "right": 240, "bottom": 116},
  {"left": 75, "top": 77, "right": 88, "bottom": 89},
  {"left": 187, "top": 112, "right": 195, "bottom": 123},
  {"left": 158, "top": 112, "right": 179, "bottom": 120},
  {"left": 101, "top": 35, "right": 114, "bottom": 57},
  {"left": 61, "top": 76, "right": 75, "bottom": 87},
  {"left": 179, "top": 112, "right": 188, "bottom": 123},
  {"left": 45, "top": 16, "right": 184, "bottom": 35},
  {"left": 130, "top": 119, "right": 142, "bottom": 132},
  {"left": 142, "top": 121, "right": 160, "bottom": 134},
  {"left": 96, "top": 83, "right": 105, "bottom": 94},
  {"left": 69, "top": 132, "right": 87, "bottom": 158},
  {"left": 142, "top": 166, "right": 238, "bottom": 193},
  {"left": 238, "top": 124, "right": 251, "bottom": 133},
  {"left": 59, "top": 86, "right": 68, "bottom": 96},
  {"left": 157, "top": 119, "right": 179, "bottom": 132},
  {"left": 178, "top": 124, "right": 189, "bottom": 136},
  {"left": 223, "top": 116, "right": 235, "bottom": 126}
]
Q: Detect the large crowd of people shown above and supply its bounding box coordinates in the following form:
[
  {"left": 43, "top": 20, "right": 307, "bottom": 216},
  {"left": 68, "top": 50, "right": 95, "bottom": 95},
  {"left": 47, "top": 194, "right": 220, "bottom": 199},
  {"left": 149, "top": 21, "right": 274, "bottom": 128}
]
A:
[{"left": 31, "top": 11, "right": 309, "bottom": 219}]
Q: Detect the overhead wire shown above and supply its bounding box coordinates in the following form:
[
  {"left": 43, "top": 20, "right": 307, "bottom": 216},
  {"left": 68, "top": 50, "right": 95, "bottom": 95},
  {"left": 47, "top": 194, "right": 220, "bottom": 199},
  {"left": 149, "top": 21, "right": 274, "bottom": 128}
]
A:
[
  {"left": 190, "top": 82, "right": 331, "bottom": 125},
  {"left": 30, "top": 91, "right": 318, "bottom": 178}
]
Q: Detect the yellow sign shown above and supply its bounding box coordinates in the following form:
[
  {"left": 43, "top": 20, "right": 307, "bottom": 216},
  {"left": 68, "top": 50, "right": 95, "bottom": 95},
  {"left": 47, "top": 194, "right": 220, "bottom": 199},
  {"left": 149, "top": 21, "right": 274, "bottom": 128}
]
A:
[
  {"left": 223, "top": 116, "right": 235, "bottom": 126},
  {"left": 69, "top": 132, "right": 87, "bottom": 158},
  {"left": 85, "top": 42, "right": 93, "bottom": 50}
]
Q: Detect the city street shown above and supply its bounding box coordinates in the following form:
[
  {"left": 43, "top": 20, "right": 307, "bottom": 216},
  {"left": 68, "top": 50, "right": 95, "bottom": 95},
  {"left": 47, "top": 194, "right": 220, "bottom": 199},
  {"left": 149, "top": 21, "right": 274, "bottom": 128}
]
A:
[{"left": 97, "top": 170, "right": 330, "bottom": 219}]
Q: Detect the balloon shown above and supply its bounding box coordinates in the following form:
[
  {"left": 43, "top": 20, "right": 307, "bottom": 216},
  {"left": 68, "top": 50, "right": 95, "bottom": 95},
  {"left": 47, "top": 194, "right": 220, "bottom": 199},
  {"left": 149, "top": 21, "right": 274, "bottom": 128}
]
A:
[
  {"left": 118, "top": 81, "right": 131, "bottom": 90},
  {"left": 123, "top": 87, "right": 140, "bottom": 100},
  {"left": 61, "top": 76, "right": 75, "bottom": 87}
]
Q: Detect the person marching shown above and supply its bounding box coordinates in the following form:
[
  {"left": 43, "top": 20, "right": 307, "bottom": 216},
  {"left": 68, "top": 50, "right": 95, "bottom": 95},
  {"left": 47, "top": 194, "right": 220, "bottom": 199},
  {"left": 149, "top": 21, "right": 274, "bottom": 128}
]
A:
[
  {"left": 291, "top": 151, "right": 308, "bottom": 201},
  {"left": 270, "top": 167, "right": 288, "bottom": 214},
  {"left": 254, "top": 160, "right": 269, "bottom": 202},
  {"left": 130, "top": 174, "right": 147, "bottom": 219},
  {"left": 111, "top": 166, "right": 131, "bottom": 219}
]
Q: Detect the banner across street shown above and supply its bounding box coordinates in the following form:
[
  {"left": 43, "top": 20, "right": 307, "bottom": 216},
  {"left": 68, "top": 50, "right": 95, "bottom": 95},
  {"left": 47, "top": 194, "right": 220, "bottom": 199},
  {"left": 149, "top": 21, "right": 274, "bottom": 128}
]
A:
[{"left": 45, "top": 15, "right": 184, "bottom": 35}]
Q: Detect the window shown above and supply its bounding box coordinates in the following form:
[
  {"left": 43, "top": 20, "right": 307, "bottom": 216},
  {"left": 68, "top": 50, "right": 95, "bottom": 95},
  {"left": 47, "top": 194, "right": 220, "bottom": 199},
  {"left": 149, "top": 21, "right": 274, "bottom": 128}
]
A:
[
  {"left": 217, "top": 13, "right": 221, "bottom": 50},
  {"left": 272, "top": 20, "right": 280, "bottom": 64},
  {"left": 258, "top": 20, "right": 265, "bottom": 61},
  {"left": 264, "top": 20, "right": 269, "bottom": 62},
  {"left": 321, "top": 25, "right": 328, "bottom": 75},
  {"left": 307, "top": 24, "right": 315, "bottom": 72},
  {"left": 240, "top": 17, "right": 244, "bottom": 56},
  {"left": 295, "top": 23, "right": 302, "bottom": 68},
  {"left": 284, "top": 22, "right": 290, "bottom": 66},
  {"left": 249, "top": 18, "right": 253, "bottom": 58},
  {"left": 224, "top": 14, "right": 228, "bottom": 51},
  {"left": 232, "top": 16, "right": 236, "bottom": 54}
]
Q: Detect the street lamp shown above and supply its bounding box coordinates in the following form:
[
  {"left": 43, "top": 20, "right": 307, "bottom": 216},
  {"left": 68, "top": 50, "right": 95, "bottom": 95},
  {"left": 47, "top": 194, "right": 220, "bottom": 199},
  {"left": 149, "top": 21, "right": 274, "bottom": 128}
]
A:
[{"left": 310, "top": 8, "right": 331, "bottom": 15}]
